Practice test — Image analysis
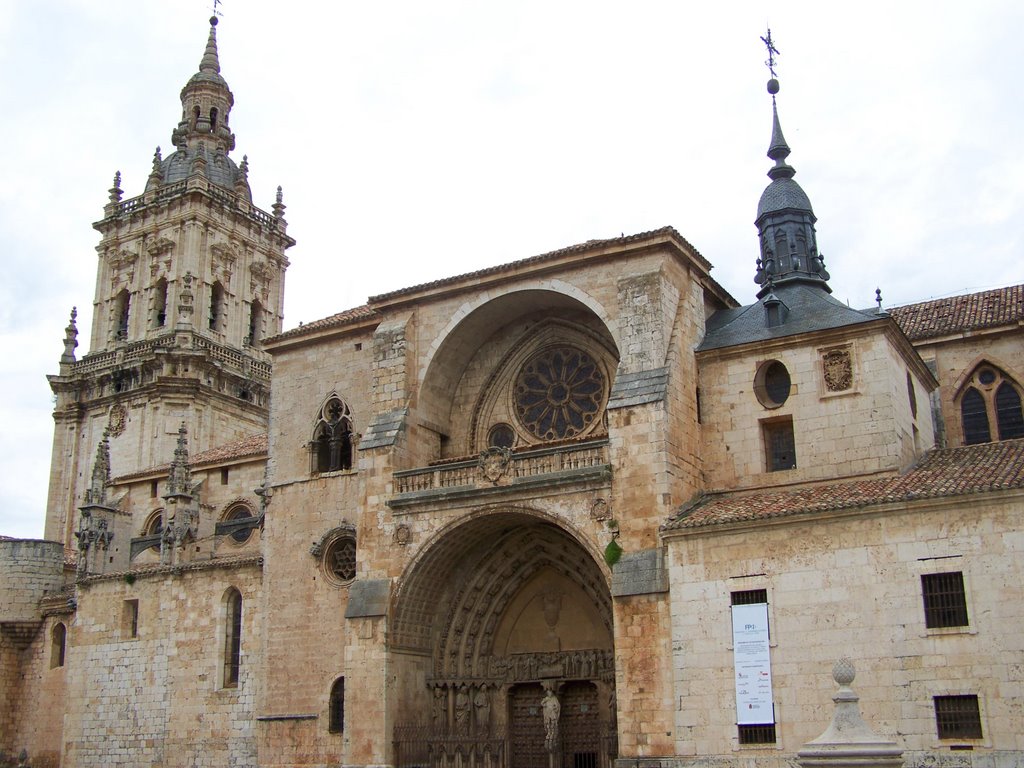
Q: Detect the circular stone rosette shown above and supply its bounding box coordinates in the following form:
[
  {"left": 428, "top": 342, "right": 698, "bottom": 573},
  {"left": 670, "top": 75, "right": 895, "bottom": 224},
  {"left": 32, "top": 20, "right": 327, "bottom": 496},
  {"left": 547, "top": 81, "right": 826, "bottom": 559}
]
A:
[{"left": 514, "top": 347, "right": 605, "bottom": 441}]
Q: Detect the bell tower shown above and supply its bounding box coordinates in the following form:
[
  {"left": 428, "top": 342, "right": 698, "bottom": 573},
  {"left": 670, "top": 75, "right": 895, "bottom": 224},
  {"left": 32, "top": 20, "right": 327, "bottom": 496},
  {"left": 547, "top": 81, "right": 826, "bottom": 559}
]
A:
[{"left": 45, "top": 18, "right": 294, "bottom": 547}]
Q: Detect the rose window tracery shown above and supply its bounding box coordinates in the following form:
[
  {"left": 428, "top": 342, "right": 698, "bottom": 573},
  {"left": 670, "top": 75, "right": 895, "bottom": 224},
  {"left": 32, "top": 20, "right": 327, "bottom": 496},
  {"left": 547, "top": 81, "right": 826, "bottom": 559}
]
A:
[{"left": 514, "top": 347, "right": 605, "bottom": 441}]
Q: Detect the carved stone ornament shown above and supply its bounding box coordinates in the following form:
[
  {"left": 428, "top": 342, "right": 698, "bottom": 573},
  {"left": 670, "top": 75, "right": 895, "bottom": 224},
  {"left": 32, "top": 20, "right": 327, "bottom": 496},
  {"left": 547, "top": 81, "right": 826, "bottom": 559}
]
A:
[
  {"left": 107, "top": 404, "right": 127, "bottom": 437},
  {"left": 210, "top": 241, "right": 238, "bottom": 281},
  {"left": 478, "top": 446, "right": 512, "bottom": 484},
  {"left": 108, "top": 248, "right": 138, "bottom": 271},
  {"left": 250, "top": 259, "right": 272, "bottom": 298},
  {"left": 147, "top": 236, "right": 175, "bottom": 257},
  {"left": 590, "top": 497, "right": 611, "bottom": 521},
  {"left": 394, "top": 523, "right": 411, "bottom": 546},
  {"left": 310, "top": 523, "right": 356, "bottom": 559},
  {"left": 822, "top": 349, "right": 853, "bottom": 392}
]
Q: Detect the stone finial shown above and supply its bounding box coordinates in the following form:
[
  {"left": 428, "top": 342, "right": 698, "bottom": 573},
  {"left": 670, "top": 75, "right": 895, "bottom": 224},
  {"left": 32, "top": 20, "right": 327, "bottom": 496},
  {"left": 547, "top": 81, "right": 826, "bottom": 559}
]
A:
[
  {"left": 875, "top": 288, "right": 884, "bottom": 313},
  {"left": 177, "top": 272, "right": 194, "bottom": 327},
  {"left": 108, "top": 171, "right": 123, "bottom": 203},
  {"left": 200, "top": 16, "right": 221, "bottom": 75},
  {"left": 85, "top": 431, "right": 112, "bottom": 506},
  {"left": 796, "top": 659, "right": 904, "bottom": 768},
  {"left": 60, "top": 306, "right": 79, "bottom": 364},
  {"left": 164, "top": 422, "right": 193, "bottom": 499},
  {"left": 273, "top": 185, "right": 286, "bottom": 219},
  {"left": 239, "top": 155, "right": 249, "bottom": 180}
]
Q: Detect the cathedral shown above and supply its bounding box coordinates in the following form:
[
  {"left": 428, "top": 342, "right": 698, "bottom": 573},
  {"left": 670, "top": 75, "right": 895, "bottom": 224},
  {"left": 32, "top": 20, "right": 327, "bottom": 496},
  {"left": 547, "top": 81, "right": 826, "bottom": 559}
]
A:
[{"left": 1, "top": 17, "right": 1022, "bottom": 768}]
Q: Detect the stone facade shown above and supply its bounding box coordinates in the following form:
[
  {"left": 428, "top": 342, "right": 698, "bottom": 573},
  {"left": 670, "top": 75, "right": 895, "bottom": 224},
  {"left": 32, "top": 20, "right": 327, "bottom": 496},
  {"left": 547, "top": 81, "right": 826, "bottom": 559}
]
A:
[{"left": 3, "top": 17, "right": 1023, "bottom": 768}]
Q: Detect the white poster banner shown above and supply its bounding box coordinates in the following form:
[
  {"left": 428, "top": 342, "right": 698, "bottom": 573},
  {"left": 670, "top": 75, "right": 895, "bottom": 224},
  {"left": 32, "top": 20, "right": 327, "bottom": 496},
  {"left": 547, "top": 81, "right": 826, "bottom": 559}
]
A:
[{"left": 732, "top": 602, "right": 774, "bottom": 725}]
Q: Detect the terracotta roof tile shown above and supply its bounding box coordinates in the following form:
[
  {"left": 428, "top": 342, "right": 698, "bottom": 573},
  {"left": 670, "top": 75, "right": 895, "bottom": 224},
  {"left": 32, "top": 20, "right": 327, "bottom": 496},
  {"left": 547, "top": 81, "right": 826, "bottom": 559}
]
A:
[
  {"left": 665, "top": 438, "right": 1024, "bottom": 531},
  {"left": 265, "top": 304, "right": 379, "bottom": 344},
  {"left": 889, "top": 284, "right": 1024, "bottom": 341},
  {"left": 112, "top": 433, "right": 267, "bottom": 483},
  {"left": 190, "top": 433, "right": 268, "bottom": 465},
  {"left": 367, "top": 226, "right": 709, "bottom": 303}
]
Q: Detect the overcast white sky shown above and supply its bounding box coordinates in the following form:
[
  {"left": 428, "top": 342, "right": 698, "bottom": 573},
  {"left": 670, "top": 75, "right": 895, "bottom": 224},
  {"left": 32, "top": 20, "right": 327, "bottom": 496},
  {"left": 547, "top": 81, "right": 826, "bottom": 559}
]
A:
[{"left": 2, "top": 1, "right": 1022, "bottom": 538}]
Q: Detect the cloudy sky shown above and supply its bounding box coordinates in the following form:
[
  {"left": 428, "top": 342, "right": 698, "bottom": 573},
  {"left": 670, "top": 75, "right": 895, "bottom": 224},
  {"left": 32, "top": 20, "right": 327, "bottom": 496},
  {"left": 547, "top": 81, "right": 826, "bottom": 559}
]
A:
[{"left": 2, "top": 1, "right": 1022, "bottom": 538}]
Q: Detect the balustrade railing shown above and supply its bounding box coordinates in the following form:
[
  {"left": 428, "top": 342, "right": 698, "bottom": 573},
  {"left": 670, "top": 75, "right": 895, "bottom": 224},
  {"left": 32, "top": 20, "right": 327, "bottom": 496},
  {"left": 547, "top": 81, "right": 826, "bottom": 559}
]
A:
[
  {"left": 392, "top": 439, "right": 609, "bottom": 497},
  {"left": 110, "top": 181, "right": 280, "bottom": 231},
  {"left": 70, "top": 332, "right": 270, "bottom": 380}
]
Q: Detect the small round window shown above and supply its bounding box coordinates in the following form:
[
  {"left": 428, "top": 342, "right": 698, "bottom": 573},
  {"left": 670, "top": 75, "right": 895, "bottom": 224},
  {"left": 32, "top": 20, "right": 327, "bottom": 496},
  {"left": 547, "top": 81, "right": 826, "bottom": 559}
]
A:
[
  {"left": 324, "top": 536, "right": 357, "bottom": 584},
  {"left": 224, "top": 505, "right": 256, "bottom": 544},
  {"left": 754, "top": 360, "right": 791, "bottom": 409},
  {"left": 487, "top": 423, "right": 516, "bottom": 449}
]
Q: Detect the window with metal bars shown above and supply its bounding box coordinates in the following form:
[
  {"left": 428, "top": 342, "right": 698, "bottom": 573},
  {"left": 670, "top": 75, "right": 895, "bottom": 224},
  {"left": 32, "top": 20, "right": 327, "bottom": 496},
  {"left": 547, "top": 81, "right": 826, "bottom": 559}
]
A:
[
  {"left": 934, "top": 695, "right": 982, "bottom": 739},
  {"left": 763, "top": 419, "right": 796, "bottom": 472},
  {"left": 921, "top": 572, "right": 968, "bottom": 628},
  {"left": 738, "top": 724, "right": 777, "bottom": 744},
  {"left": 731, "top": 589, "right": 768, "bottom": 605}
]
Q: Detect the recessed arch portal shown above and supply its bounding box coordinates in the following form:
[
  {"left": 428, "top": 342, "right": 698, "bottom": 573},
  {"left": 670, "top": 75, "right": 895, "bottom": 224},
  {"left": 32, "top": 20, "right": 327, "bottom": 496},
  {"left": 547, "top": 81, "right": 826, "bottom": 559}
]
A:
[{"left": 389, "top": 508, "right": 616, "bottom": 754}]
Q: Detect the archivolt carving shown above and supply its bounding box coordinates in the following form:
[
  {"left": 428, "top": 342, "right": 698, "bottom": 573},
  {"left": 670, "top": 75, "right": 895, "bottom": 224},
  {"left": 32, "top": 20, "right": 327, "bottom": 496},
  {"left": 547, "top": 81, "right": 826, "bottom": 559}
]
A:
[{"left": 210, "top": 241, "right": 239, "bottom": 282}]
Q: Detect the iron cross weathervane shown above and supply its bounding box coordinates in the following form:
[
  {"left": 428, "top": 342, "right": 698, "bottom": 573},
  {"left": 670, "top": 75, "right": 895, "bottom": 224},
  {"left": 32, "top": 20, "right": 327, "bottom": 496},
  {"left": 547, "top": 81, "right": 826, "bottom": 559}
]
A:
[
  {"left": 211, "top": 0, "right": 223, "bottom": 19},
  {"left": 760, "top": 28, "right": 780, "bottom": 79}
]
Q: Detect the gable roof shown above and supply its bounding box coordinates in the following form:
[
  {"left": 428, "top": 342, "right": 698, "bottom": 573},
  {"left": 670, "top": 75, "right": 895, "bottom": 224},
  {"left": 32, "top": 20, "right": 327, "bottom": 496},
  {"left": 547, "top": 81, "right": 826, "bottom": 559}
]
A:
[
  {"left": 664, "top": 438, "right": 1024, "bottom": 532},
  {"left": 889, "top": 284, "right": 1024, "bottom": 342}
]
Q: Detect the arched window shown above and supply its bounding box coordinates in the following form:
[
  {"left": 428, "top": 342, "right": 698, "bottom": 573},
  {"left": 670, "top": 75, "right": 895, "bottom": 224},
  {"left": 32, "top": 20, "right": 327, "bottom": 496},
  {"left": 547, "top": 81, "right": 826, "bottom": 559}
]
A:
[
  {"left": 329, "top": 677, "right": 345, "bottom": 733},
  {"left": 247, "top": 299, "right": 263, "bottom": 346},
  {"left": 223, "top": 588, "right": 242, "bottom": 687},
  {"left": 209, "top": 281, "right": 225, "bottom": 332},
  {"left": 210, "top": 107, "right": 218, "bottom": 132},
  {"left": 152, "top": 278, "right": 168, "bottom": 328},
  {"left": 113, "top": 289, "right": 131, "bottom": 341},
  {"left": 995, "top": 382, "right": 1024, "bottom": 440},
  {"left": 312, "top": 397, "right": 353, "bottom": 473},
  {"left": 141, "top": 509, "right": 164, "bottom": 552},
  {"left": 959, "top": 365, "right": 1024, "bottom": 445},
  {"left": 51, "top": 622, "right": 66, "bottom": 668}
]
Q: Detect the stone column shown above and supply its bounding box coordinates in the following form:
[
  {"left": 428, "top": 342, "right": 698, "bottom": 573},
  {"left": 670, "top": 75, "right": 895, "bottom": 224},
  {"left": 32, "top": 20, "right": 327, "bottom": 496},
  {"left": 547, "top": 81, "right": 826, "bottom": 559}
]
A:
[{"left": 797, "top": 658, "right": 903, "bottom": 768}]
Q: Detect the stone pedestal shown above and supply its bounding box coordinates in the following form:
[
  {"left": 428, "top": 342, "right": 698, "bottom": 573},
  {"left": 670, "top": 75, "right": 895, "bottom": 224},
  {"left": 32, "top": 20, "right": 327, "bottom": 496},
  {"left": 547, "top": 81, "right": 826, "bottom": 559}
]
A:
[{"left": 797, "top": 659, "right": 903, "bottom": 768}]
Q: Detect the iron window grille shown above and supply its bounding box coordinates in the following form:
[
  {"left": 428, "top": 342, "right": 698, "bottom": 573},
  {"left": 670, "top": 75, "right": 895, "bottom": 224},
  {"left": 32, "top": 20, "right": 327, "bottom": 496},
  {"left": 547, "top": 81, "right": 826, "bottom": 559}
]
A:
[
  {"left": 934, "top": 695, "right": 982, "bottom": 739},
  {"left": 921, "top": 572, "right": 968, "bottom": 628},
  {"left": 738, "top": 724, "right": 777, "bottom": 745}
]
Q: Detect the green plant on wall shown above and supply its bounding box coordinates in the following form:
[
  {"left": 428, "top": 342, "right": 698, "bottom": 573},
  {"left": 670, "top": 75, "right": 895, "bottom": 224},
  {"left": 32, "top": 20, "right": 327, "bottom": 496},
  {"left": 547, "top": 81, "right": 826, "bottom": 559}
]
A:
[{"left": 604, "top": 539, "right": 622, "bottom": 567}]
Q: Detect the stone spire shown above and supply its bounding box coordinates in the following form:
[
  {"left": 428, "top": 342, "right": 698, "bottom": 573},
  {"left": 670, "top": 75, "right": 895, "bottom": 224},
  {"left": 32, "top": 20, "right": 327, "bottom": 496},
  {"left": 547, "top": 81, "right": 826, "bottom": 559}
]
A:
[
  {"left": 753, "top": 31, "right": 830, "bottom": 299},
  {"left": 164, "top": 422, "right": 193, "bottom": 501}
]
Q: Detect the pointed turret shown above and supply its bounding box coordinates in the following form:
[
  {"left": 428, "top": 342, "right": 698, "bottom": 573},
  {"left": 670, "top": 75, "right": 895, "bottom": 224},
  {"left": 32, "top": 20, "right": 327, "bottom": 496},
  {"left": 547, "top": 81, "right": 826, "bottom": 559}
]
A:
[{"left": 754, "top": 69, "right": 830, "bottom": 298}]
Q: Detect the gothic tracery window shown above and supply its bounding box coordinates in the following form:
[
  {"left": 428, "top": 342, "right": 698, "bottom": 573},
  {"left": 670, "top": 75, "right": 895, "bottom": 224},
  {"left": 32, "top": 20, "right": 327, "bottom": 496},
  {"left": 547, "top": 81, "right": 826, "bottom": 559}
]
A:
[
  {"left": 312, "top": 397, "right": 354, "bottom": 473},
  {"left": 514, "top": 347, "right": 605, "bottom": 441},
  {"left": 324, "top": 536, "right": 357, "bottom": 584},
  {"left": 959, "top": 366, "right": 1024, "bottom": 445}
]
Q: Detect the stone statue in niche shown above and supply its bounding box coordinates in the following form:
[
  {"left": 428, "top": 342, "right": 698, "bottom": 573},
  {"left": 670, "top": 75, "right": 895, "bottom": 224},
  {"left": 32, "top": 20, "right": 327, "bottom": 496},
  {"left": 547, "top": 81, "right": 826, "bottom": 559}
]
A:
[
  {"left": 432, "top": 685, "right": 447, "bottom": 729},
  {"left": 542, "top": 682, "right": 561, "bottom": 752},
  {"left": 454, "top": 684, "right": 470, "bottom": 733},
  {"left": 473, "top": 684, "right": 491, "bottom": 731}
]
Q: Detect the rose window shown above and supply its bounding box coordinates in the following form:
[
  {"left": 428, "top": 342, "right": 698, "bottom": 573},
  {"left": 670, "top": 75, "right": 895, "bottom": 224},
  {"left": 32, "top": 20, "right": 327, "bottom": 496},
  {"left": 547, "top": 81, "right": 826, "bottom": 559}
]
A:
[
  {"left": 325, "top": 536, "right": 356, "bottom": 583},
  {"left": 514, "top": 347, "right": 605, "bottom": 440}
]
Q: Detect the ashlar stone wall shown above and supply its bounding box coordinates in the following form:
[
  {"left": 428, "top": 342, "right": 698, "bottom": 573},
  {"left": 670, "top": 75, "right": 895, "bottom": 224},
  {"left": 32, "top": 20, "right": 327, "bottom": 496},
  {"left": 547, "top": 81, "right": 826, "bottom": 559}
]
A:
[
  {"left": 63, "top": 563, "right": 261, "bottom": 768},
  {"left": 665, "top": 493, "right": 1024, "bottom": 765}
]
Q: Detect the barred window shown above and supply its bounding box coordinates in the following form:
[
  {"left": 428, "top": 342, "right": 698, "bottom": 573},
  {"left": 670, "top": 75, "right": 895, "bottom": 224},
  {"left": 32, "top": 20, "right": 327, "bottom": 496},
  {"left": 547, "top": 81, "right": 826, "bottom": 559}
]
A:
[
  {"left": 921, "top": 572, "right": 968, "bottom": 629},
  {"left": 934, "top": 695, "right": 982, "bottom": 739},
  {"left": 763, "top": 418, "right": 796, "bottom": 472},
  {"left": 738, "top": 724, "right": 776, "bottom": 745},
  {"left": 731, "top": 589, "right": 768, "bottom": 606}
]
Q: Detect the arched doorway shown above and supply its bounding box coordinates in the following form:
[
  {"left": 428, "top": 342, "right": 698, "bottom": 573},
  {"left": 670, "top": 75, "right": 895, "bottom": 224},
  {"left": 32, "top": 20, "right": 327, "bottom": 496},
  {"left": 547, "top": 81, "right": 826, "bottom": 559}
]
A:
[{"left": 391, "top": 511, "right": 617, "bottom": 768}]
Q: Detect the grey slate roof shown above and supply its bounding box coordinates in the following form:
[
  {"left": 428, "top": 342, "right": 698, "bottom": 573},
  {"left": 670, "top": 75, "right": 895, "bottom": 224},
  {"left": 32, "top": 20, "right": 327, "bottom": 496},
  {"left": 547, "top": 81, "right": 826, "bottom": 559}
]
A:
[{"left": 698, "top": 282, "right": 884, "bottom": 351}]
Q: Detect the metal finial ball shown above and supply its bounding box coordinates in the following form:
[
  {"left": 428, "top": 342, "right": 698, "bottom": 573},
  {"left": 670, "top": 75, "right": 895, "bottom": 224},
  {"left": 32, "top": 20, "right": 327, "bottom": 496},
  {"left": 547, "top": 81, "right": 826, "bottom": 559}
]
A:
[
  {"left": 210, "top": 16, "right": 219, "bottom": 26},
  {"left": 767, "top": 78, "right": 780, "bottom": 95}
]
